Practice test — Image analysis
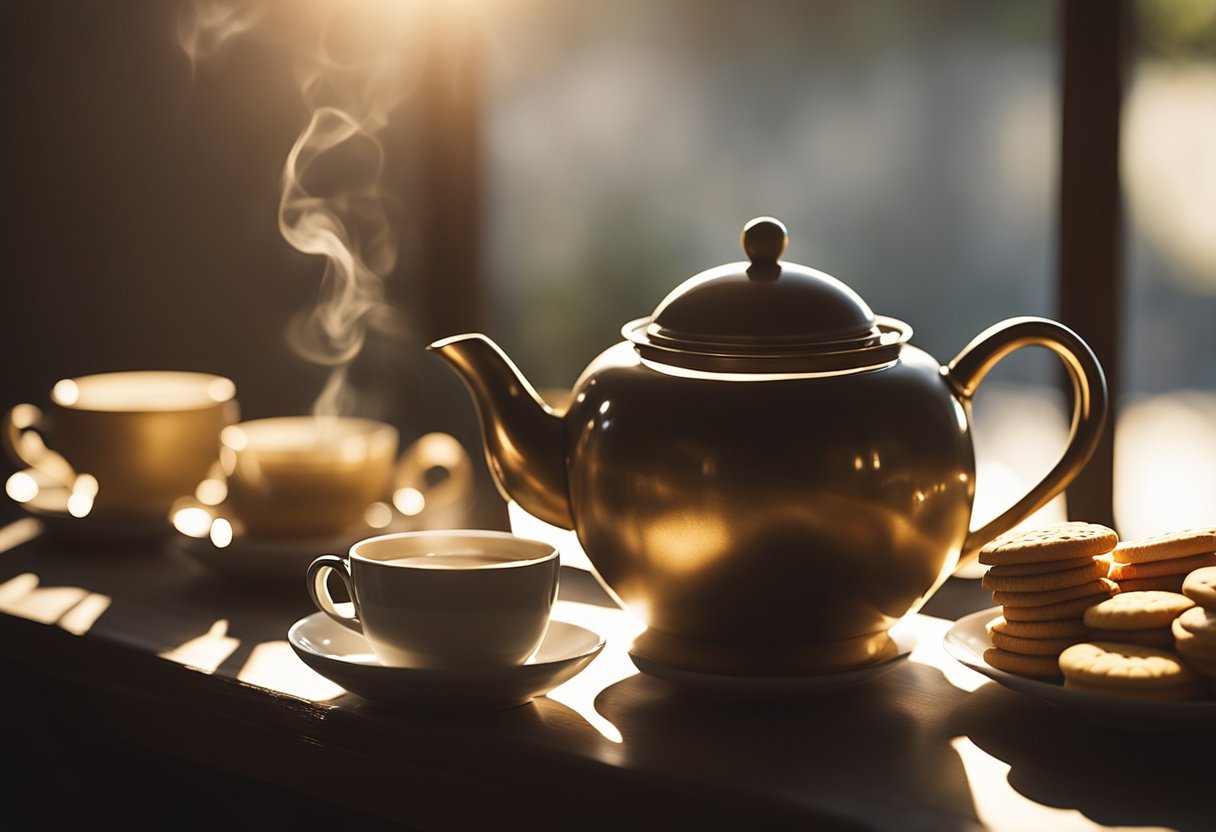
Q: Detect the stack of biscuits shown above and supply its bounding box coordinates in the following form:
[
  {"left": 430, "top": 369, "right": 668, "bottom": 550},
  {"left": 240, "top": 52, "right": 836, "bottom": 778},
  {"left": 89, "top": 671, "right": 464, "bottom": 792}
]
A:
[
  {"left": 1172, "top": 566, "right": 1216, "bottom": 682},
  {"left": 1082, "top": 590, "right": 1193, "bottom": 649},
  {"left": 1107, "top": 528, "right": 1216, "bottom": 593},
  {"left": 1050, "top": 570, "right": 1215, "bottom": 701},
  {"left": 1057, "top": 586, "right": 1206, "bottom": 701},
  {"left": 979, "top": 521, "right": 1121, "bottom": 680}
]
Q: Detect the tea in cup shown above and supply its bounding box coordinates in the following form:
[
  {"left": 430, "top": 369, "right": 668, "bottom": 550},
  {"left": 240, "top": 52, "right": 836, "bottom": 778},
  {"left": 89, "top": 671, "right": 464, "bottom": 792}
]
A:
[
  {"left": 306, "top": 530, "right": 560, "bottom": 669},
  {"left": 220, "top": 415, "right": 398, "bottom": 539},
  {"left": 3, "top": 370, "right": 238, "bottom": 518}
]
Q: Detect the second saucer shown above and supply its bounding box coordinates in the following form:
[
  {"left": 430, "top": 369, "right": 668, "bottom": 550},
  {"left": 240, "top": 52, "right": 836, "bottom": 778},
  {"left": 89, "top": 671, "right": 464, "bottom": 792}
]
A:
[{"left": 167, "top": 498, "right": 419, "bottom": 583}]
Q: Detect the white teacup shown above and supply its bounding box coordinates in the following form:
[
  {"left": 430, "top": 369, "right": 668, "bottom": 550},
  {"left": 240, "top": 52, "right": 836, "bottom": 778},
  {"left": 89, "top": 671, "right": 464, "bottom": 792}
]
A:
[
  {"left": 4, "top": 370, "right": 238, "bottom": 518},
  {"left": 306, "top": 530, "right": 560, "bottom": 669},
  {"left": 220, "top": 415, "right": 398, "bottom": 539}
]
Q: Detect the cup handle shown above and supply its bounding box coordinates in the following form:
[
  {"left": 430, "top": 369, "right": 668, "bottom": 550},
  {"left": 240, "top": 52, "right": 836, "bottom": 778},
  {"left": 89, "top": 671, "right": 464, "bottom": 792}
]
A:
[
  {"left": 3, "top": 403, "right": 76, "bottom": 489},
  {"left": 943, "top": 316, "right": 1108, "bottom": 571},
  {"left": 393, "top": 432, "right": 474, "bottom": 520},
  {"left": 306, "top": 554, "right": 363, "bottom": 634}
]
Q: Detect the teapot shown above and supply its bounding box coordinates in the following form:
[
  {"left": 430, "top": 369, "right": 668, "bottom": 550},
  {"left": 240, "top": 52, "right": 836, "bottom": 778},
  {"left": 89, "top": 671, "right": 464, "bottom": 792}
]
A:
[{"left": 429, "top": 217, "right": 1106, "bottom": 676}]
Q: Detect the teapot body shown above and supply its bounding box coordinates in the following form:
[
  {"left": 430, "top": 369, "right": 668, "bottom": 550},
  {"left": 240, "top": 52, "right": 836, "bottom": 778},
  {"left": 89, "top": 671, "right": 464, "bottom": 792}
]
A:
[
  {"left": 565, "top": 340, "right": 974, "bottom": 674},
  {"left": 428, "top": 219, "right": 1108, "bottom": 678}
]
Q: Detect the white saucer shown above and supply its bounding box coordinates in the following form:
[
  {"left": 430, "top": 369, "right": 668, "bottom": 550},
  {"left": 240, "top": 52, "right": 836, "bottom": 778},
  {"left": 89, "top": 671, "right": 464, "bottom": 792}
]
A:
[
  {"left": 170, "top": 527, "right": 370, "bottom": 584},
  {"left": 943, "top": 607, "right": 1216, "bottom": 730},
  {"left": 8, "top": 470, "right": 172, "bottom": 543},
  {"left": 628, "top": 619, "right": 918, "bottom": 703},
  {"left": 287, "top": 613, "right": 606, "bottom": 712},
  {"left": 167, "top": 501, "right": 420, "bottom": 583}
]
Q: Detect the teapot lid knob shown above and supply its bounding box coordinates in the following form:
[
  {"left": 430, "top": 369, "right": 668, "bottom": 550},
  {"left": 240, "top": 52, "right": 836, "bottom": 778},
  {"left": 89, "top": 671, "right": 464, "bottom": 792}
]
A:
[{"left": 741, "top": 217, "right": 788, "bottom": 279}]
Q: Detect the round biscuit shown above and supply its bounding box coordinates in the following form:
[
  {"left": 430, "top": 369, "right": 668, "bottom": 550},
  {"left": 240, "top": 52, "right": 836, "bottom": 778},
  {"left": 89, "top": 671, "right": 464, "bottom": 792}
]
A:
[
  {"left": 982, "top": 647, "right": 1063, "bottom": 679},
  {"left": 1086, "top": 626, "right": 1174, "bottom": 649},
  {"left": 988, "top": 630, "right": 1085, "bottom": 656},
  {"left": 1058, "top": 641, "right": 1198, "bottom": 689},
  {"left": 986, "top": 616, "right": 1092, "bottom": 639},
  {"left": 1063, "top": 678, "right": 1207, "bottom": 701},
  {"left": 1108, "top": 552, "right": 1216, "bottom": 582},
  {"left": 1174, "top": 605, "right": 1216, "bottom": 638},
  {"left": 1182, "top": 566, "right": 1216, "bottom": 609},
  {"left": 1115, "top": 575, "right": 1186, "bottom": 594},
  {"left": 1178, "top": 651, "right": 1216, "bottom": 679},
  {"left": 983, "top": 557, "right": 1098, "bottom": 578},
  {"left": 982, "top": 559, "right": 1107, "bottom": 593},
  {"left": 993, "top": 578, "right": 1119, "bottom": 609},
  {"left": 1001, "top": 591, "right": 1118, "bottom": 622},
  {"left": 978, "top": 522, "right": 1118, "bottom": 566},
  {"left": 1081, "top": 591, "right": 1195, "bottom": 630},
  {"left": 1111, "top": 527, "right": 1216, "bottom": 563},
  {"left": 1171, "top": 619, "right": 1216, "bottom": 663}
]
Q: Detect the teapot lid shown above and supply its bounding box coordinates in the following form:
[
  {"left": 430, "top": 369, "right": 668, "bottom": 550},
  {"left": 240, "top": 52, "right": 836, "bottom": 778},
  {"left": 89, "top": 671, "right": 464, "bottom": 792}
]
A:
[{"left": 622, "top": 217, "right": 912, "bottom": 375}]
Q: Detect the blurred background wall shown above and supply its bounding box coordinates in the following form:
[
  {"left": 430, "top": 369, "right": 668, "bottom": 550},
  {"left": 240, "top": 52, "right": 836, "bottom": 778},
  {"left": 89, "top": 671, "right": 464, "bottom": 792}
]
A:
[
  {"left": 2, "top": 0, "right": 1214, "bottom": 537},
  {"left": 0, "top": 0, "right": 507, "bottom": 529}
]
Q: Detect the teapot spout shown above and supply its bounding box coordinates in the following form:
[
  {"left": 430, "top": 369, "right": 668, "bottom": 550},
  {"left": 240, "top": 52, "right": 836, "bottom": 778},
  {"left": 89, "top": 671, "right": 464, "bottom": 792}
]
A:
[{"left": 427, "top": 334, "right": 573, "bottom": 530}]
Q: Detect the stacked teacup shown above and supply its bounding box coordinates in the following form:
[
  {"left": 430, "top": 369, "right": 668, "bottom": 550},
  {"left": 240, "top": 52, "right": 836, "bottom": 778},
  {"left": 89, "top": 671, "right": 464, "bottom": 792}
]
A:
[
  {"left": 5, "top": 370, "right": 238, "bottom": 528},
  {"left": 219, "top": 416, "right": 400, "bottom": 539}
]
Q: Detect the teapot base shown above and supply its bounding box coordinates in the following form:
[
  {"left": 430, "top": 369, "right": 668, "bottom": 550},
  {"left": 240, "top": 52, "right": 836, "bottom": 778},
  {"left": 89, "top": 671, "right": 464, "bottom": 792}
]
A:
[{"left": 630, "top": 626, "right": 900, "bottom": 678}]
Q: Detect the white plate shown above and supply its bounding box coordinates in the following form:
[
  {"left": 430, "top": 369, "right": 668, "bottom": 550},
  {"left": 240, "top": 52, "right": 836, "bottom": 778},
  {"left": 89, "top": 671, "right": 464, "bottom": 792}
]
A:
[
  {"left": 288, "top": 613, "right": 606, "bottom": 712},
  {"left": 943, "top": 606, "right": 1216, "bottom": 730},
  {"left": 628, "top": 618, "right": 918, "bottom": 702}
]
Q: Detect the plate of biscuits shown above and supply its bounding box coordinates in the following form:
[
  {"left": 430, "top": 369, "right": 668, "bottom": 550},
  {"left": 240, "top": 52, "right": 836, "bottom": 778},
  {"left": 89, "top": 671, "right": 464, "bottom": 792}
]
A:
[{"left": 943, "top": 522, "right": 1216, "bottom": 730}]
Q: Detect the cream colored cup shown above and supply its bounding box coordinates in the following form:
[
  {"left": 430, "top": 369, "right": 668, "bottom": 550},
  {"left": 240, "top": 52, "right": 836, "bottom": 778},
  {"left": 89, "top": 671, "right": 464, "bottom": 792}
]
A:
[
  {"left": 220, "top": 415, "right": 398, "bottom": 538},
  {"left": 307, "top": 530, "right": 560, "bottom": 669},
  {"left": 3, "top": 371, "right": 238, "bottom": 518}
]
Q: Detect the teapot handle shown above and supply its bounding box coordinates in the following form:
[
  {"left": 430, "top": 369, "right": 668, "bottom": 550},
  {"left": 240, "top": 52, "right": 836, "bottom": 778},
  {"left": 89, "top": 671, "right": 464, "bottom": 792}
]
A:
[{"left": 943, "top": 316, "right": 1108, "bottom": 570}]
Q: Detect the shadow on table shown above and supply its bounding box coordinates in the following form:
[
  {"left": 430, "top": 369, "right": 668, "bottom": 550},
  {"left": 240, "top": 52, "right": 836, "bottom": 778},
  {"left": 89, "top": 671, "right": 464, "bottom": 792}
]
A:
[
  {"left": 591, "top": 659, "right": 981, "bottom": 831},
  {"left": 949, "top": 682, "right": 1215, "bottom": 832},
  {"left": 591, "top": 639, "right": 1216, "bottom": 832}
]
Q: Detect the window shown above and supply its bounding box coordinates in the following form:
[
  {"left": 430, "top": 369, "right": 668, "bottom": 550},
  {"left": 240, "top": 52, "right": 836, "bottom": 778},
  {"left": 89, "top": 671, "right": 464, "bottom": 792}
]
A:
[
  {"left": 483, "top": 0, "right": 1067, "bottom": 535},
  {"left": 479, "top": 0, "right": 1215, "bottom": 541},
  {"left": 1118, "top": 0, "right": 1216, "bottom": 537}
]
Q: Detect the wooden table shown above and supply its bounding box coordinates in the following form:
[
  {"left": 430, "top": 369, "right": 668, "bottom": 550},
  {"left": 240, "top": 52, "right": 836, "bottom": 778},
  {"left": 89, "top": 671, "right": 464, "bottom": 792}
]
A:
[{"left": 0, "top": 510, "right": 1211, "bottom": 832}]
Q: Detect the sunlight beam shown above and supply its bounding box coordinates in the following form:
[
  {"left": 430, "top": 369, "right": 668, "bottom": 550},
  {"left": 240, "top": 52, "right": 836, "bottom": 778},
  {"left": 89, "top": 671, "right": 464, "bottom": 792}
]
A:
[
  {"left": 544, "top": 598, "right": 645, "bottom": 744},
  {"left": 0, "top": 519, "right": 43, "bottom": 553},
  {"left": 160, "top": 619, "right": 241, "bottom": 674},
  {"left": 238, "top": 639, "right": 347, "bottom": 701}
]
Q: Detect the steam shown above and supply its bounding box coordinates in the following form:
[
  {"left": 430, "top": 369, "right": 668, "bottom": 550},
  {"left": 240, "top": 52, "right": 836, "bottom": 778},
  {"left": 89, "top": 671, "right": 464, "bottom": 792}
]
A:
[
  {"left": 177, "top": 0, "right": 424, "bottom": 421},
  {"left": 176, "top": 0, "right": 265, "bottom": 75}
]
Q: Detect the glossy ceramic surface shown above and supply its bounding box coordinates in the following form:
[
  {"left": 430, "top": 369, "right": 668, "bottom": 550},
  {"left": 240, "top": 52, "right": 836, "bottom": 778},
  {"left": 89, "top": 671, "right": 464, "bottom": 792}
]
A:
[
  {"left": 307, "top": 530, "right": 560, "bottom": 669},
  {"left": 429, "top": 218, "right": 1108, "bottom": 677},
  {"left": 944, "top": 607, "right": 1216, "bottom": 730},
  {"left": 288, "top": 613, "right": 605, "bottom": 711}
]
